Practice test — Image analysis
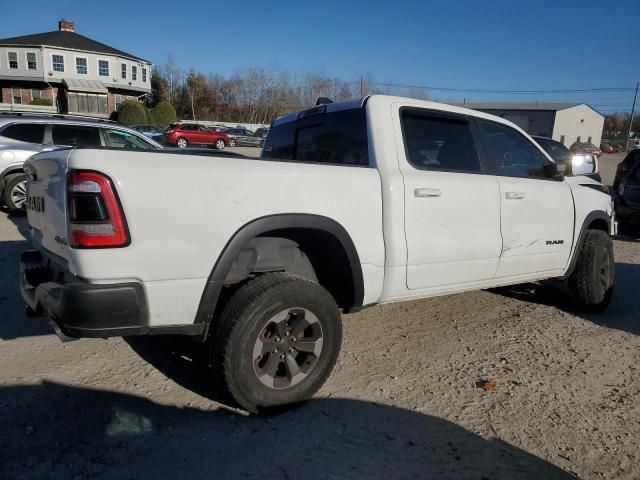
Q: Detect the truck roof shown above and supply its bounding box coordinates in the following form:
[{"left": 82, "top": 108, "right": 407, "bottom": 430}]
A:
[{"left": 271, "top": 94, "right": 531, "bottom": 133}]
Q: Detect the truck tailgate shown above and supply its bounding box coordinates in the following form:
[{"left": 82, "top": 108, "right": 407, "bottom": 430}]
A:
[{"left": 24, "top": 149, "right": 74, "bottom": 270}]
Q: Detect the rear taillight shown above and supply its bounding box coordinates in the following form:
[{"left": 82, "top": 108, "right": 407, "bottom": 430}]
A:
[{"left": 67, "top": 171, "right": 129, "bottom": 248}]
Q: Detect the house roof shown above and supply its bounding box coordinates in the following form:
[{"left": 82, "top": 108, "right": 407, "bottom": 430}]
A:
[
  {"left": 0, "top": 30, "right": 149, "bottom": 63},
  {"left": 453, "top": 102, "right": 581, "bottom": 111}
]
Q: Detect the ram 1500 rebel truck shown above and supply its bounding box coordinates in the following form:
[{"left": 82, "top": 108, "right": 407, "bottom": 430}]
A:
[{"left": 20, "top": 95, "right": 615, "bottom": 412}]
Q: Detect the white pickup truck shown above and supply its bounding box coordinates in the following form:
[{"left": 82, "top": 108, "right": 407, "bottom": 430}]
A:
[{"left": 21, "top": 95, "right": 615, "bottom": 412}]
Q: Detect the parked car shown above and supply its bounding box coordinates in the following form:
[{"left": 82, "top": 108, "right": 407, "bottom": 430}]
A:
[
  {"left": 219, "top": 128, "right": 264, "bottom": 147},
  {"left": 22, "top": 95, "right": 613, "bottom": 413},
  {"left": 600, "top": 143, "right": 615, "bottom": 154},
  {"left": 614, "top": 154, "right": 640, "bottom": 230},
  {"left": 131, "top": 124, "right": 166, "bottom": 143},
  {"left": 570, "top": 141, "right": 601, "bottom": 158},
  {"left": 165, "top": 123, "right": 230, "bottom": 149},
  {"left": 613, "top": 149, "right": 640, "bottom": 190},
  {"left": 255, "top": 127, "right": 269, "bottom": 138},
  {"left": 0, "top": 113, "right": 162, "bottom": 212},
  {"left": 532, "top": 136, "right": 601, "bottom": 182}
]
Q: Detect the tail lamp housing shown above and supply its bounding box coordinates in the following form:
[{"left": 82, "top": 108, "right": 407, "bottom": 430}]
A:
[{"left": 67, "top": 171, "right": 130, "bottom": 248}]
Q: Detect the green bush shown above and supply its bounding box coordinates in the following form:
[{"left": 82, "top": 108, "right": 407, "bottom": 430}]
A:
[
  {"left": 145, "top": 107, "right": 156, "bottom": 125},
  {"left": 30, "top": 98, "right": 53, "bottom": 106},
  {"left": 152, "top": 101, "right": 177, "bottom": 126},
  {"left": 117, "top": 100, "right": 147, "bottom": 125}
]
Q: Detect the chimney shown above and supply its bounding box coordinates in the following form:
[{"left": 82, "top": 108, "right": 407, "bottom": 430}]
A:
[{"left": 58, "top": 19, "right": 75, "bottom": 32}]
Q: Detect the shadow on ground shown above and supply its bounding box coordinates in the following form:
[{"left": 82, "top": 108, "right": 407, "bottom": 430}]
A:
[
  {"left": 491, "top": 262, "right": 640, "bottom": 336},
  {"left": 0, "top": 381, "right": 574, "bottom": 480},
  {"left": 0, "top": 211, "right": 51, "bottom": 339}
]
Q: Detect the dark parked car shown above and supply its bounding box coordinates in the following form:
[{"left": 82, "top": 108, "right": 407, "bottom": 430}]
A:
[
  {"left": 532, "top": 136, "right": 601, "bottom": 182},
  {"left": 219, "top": 128, "right": 264, "bottom": 147},
  {"left": 614, "top": 153, "right": 640, "bottom": 230},
  {"left": 131, "top": 124, "right": 166, "bottom": 143},
  {"left": 165, "top": 123, "right": 230, "bottom": 149},
  {"left": 613, "top": 149, "right": 640, "bottom": 190},
  {"left": 255, "top": 127, "right": 269, "bottom": 138}
]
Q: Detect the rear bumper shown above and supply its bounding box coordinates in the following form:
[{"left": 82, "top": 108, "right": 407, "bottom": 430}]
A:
[{"left": 20, "top": 250, "right": 149, "bottom": 338}]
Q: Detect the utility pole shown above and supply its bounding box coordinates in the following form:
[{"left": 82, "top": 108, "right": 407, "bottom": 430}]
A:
[{"left": 626, "top": 81, "right": 639, "bottom": 153}]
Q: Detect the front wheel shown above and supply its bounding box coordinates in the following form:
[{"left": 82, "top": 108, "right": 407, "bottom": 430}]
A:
[
  {"left": 3, "top": 174, "right": 28, "bottom": 212},
  {"left": 215, "top": 139, "right": 226, "bottom": 150},
  {"left": 211, "top": 273, "right": 341, "bottom": 413},
  {"left": 568, "top": 229, "right": 614, "bottom": 311},
  {"left": 228, "top": 138, "right": 236, "bottom": 147},
  {"left": 176, "top": 137, "right": 188, "bottom": 148}
]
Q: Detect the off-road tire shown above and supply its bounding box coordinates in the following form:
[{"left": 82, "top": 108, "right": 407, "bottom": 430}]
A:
[
  {"left": 568, "top": 229, "right": 614, "bottom": 311},
  {"left": 3, "top": 173, "right": 28, "bottom": 213},
  {"left": 210, "top": 273, "right": 341, "bottom": 413}
]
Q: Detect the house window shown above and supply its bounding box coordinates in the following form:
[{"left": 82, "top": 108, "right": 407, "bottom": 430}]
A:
[
  {"left": 31, "top": 89, "right": 41, "bottom": 99},
  {"left": 76, "top": 57, "right": 88, "bottom": 75},
  {"left": 98, "top": 60, "right": 109, "bottom": 77},
  {"left": 121, "top": 63, "right": 127, "bottom": 79},
  {"left": 132, "top": 65, "right": 137, "bottom": 81},
  {"left": 8, "top": 52, "right": 18, "bottom": 69},
  {"left": 12, "top": 88, "right": 21, "bottom": 104},
  {"left": 142, "top": 67, "right": 147, "bottom": 82},
  {"left": 52, "top": 54, "right": 64, "bottom": 72},
  {"left": 26, "top": 52, "right": 37, "bottom": 70},
  {"left": 67, "top": 92, "right": 108, "bottom": 115}
]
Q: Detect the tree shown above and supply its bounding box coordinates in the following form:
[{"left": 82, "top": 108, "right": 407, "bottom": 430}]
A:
[
  {"left": 152, "top": 101, "right": 177, "bottom": 126},
  {"left": 117, "top": 100, "right": 147, "bottom": 125},
  {"left": 184, "top": 69, "right": 206, "bottom": 120}
]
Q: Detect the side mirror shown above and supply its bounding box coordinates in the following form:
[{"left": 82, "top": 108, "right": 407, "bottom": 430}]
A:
[{"left": 569, "top": 154, "right": 597, "bottom": 176}]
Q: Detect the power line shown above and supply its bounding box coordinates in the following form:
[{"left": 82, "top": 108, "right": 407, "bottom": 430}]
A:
[{"left": 372, "top": 82, "right": 636, "bottom": 94}]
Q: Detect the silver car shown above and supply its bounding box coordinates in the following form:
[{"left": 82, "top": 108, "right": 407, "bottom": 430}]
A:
[{"left": 0, "top": 113, "right": 162, "bottom": 212}]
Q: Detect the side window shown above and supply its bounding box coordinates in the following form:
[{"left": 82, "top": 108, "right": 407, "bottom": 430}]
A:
[
  {"left": 105, "top": 129, "right": 155, "bottom": 150},
  {"left": 479, "top": 120, "right": 545, "bottom": 178},
  {"left": 0, "top": 123, "right": 45, "bottom": 143},
  {"left": 401, "top": 111, "right": 482, "bottom": 172},
  {"left": 51, "top": 125, "right": 101, "bottom": 147}
]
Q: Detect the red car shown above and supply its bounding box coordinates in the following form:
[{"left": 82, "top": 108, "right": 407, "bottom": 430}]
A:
[
  {"left": 165, "top": 123, "right": 231, "bottom": 149},
  {"left": 600, "top": 143, "right": 615, "bottom": 154}
]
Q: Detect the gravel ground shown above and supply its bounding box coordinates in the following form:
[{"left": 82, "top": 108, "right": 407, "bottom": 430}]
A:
[{"left": 1, "top": 152, "right": 639, "bottom": 480}]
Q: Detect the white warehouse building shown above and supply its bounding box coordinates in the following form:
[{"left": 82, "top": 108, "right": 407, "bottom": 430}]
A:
[{"left": 459, "top": 102, "right": 605, "bottom": 148}]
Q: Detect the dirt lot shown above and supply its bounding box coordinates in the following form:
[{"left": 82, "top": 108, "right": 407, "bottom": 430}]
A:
[{"left": 1, "top": 152, "right": 639, "bottom": 480}]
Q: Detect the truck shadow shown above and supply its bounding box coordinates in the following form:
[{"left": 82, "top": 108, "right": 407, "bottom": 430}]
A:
[
  {"left": 0, "top": 380, "right": 574, "bottom": 480},
  {"left": 0, "top": 212, "right": 52, "bottom": 339},
  {"left": 491, "top": 262, "right": 640, "bottom": 336}
]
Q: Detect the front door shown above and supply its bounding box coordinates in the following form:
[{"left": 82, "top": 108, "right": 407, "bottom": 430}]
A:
[
  {"left": 399, "top": 109, "right": 502, "bottom": 290},
  {"left": 477, "top": 119, "right": 574, "bottom": 278}
]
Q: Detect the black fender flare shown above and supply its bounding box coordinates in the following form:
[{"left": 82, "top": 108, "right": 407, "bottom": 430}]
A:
[
  {"left": 194, "top": 214, "right": 365, "bottom": 327},
  {"left": 561, "top": 210, "right": 611, "bottom": 280}
]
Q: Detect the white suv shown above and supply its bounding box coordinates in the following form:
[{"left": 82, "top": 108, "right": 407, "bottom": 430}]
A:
[{"left": 0, "top": 113, "right": 162, "bottom": 212}]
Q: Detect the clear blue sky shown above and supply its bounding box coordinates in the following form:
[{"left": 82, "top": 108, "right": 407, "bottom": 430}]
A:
[{"left": 2, "top": 0, "right": 638, "bottom": 112}]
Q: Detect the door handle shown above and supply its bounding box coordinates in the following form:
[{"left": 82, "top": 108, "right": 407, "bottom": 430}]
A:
[
  {"left": 414, "top": 187, "right": 442, "bottom": 198},
  {"left": 505, "top": 191, "right": 526, "bottom": 200}
]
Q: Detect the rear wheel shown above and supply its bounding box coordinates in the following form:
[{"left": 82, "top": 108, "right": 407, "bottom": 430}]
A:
[
  {"left": 176, "top": 137, "right": 188, "bottom": 148},
  {"left": 210, "top": 273, "right": 341, "bottom": 413},
  {"left": 3, "top": 174, "right": 28, "bottom": 213},
  {"left": 215, "top": 139, "right": 226, "bottom": 150},
  {"left": 229, "top": 138, "right": 236, "bottom": 147},
  {"left": 568, "top": 229, "right": 614, "bottom": 311}
]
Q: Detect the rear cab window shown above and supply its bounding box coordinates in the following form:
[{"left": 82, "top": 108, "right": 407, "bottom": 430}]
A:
[
  {"left": 262, "top": 107, "right": 369, "bottom": 166},
  {"left": 0, "top": 123, "right": 45, "bottom": 144}
]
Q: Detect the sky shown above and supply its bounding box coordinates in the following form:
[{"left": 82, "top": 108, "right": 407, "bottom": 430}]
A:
[{"left": 1, "top": 0, "right": 638, "bottom": 112}]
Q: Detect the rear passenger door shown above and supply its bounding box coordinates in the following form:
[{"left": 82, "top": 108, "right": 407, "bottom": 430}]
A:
[
  {"left": 477, "top": 119, "right": 573, "bottom": 278},
  {"left": 399, "top": 109, "right": 502, "bottom": 290}
]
